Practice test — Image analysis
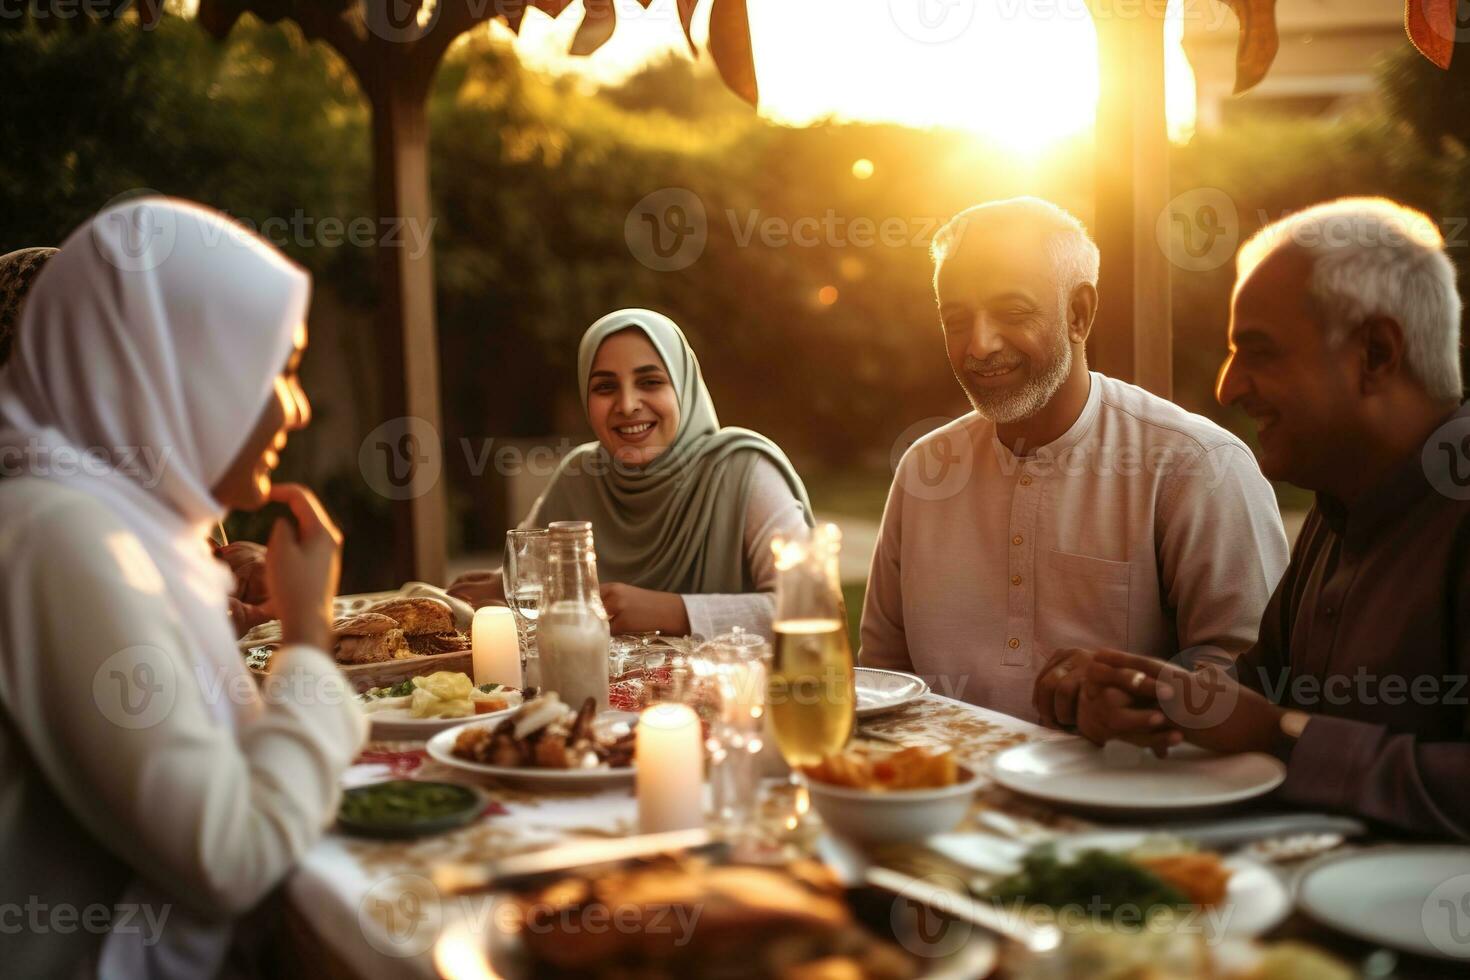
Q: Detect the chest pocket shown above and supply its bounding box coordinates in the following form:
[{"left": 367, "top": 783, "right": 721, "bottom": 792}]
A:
[{"left": 1038, "top": 549, "right": 1131, "bottom": 655}]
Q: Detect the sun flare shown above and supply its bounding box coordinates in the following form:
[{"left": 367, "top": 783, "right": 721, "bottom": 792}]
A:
[{"left": 500, "top": 0, "right": 1197, "bottom": 151}]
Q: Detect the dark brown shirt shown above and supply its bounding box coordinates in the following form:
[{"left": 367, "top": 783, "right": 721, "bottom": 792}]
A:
[{"left": 1238, "top": 405, "right": 1470, "bottom": 839}]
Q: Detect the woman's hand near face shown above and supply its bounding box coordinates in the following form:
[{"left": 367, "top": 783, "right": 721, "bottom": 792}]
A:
[
  {"left": 598, "top": 582, "right": 691, "bottom": 636},
  {"left": 263, "top": 483, "right": 342, "bottom": 653},
  {"left": 447, "top": 570, "right": 505, "bottom": 609}
]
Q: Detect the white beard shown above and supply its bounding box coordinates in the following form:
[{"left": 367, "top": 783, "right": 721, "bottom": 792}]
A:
[{"left": 963, "top": 331, "right": 1073, "bottom": 425}]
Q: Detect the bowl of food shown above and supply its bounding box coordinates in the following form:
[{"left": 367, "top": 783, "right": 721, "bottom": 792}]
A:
[{"left": 803, "top": 745, "right": 983, "bottom": 844}]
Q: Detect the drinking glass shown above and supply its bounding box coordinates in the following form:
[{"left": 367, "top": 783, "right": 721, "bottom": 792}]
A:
[
  {"left": 767, "top": 524, "right": 854, "bottom": 832},
  {"left": 702, "top": 628, "right": 770, "bottom": 836},
  {"left": 504, "top": 529, "right": 548, "bottom": 677}
]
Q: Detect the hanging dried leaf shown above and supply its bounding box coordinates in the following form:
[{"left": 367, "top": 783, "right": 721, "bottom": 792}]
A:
[
  {"left": 570, "top": 0, "right": 616, "bottom": 56},
  {"left": 1213, "top": 0, "right": 1279, "bottom": 94},
  {"left": 677, "top": 0, "right": 699, "bottom": 55},
  {"left": 529, "top": 0, "right": 574, "bottom": 18},
  {"left": 708, "top": 0, "right": 757, "bottom": 106},
  {"left": 1406, "top": 0, "right": 1456, "bottom": 69}
]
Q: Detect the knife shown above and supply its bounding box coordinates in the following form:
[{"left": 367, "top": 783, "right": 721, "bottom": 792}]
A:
[
  {"left": 435, "top": 828, "right": 723, "bottom": 894},
  {"left": 815, "top": 832, "right": 1060, "bottom": 952},
  {"left": 929, "top": 812, "right": 1366, "bottom": 876}
]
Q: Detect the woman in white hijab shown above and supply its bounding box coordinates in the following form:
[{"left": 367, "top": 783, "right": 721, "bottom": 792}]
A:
[{"left": 0, "top": 198, "right": 365, "bottom": 978}]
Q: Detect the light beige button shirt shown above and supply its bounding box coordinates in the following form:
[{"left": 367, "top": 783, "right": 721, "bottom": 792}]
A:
[{"left": 860, "top": 372, "right": 1289, "bottom": 722}]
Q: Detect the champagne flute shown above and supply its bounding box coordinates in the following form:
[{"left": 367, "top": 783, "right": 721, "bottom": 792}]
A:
[
  {"left": 767, "top": 524, "right": 855, "bottom": 833},
  {"left": 504, "top": 529, "right": 548, "bottom": 677}
]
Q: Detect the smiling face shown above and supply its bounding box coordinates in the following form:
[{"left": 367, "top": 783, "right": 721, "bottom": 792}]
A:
[
  {"left": 1217, "top": 247, "right": 1362, "bottom": 488},
  {"left": 935, "top": 222, "right": 1076, "bottom": 424},
  {"left": 212, "top": 322, "right": 312, "bottom": 509},
  {"left": 586, "top": 328, "right": 680, "bottom": 468}
]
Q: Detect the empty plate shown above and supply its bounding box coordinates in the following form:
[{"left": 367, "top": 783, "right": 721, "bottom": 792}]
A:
[
  {"left": 1297, "top": 847, "right": 1470, "bottom": 960},
  {"left": 990, "top": 738, "right": 1285, "bottom": 813},
  {"left": 854, "top": 667, "right": 930, "bottom": 718}
]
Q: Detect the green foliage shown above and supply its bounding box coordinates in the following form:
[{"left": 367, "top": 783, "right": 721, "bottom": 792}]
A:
[{"left": 2, "top": 18, "right": 1454, "bottom": 584}]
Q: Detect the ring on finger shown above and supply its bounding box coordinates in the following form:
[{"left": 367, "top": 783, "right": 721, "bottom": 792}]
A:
[{"left": 1129, "top": 670, "right": 1145, "bottom": 690}]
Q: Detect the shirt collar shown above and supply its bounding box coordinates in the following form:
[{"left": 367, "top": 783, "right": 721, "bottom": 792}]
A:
[
  {"left": 990, "top": 371, "right": 1103, "bottom": 462},
  {"left": 1316, "top": 401, "right": 1468, "bottom": 544}
]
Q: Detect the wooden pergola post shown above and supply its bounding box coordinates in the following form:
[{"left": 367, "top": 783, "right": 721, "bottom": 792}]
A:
[
  {"left": 1089, "top": 3, "right": 1173, "bottom": 399},
  {"left": 367, "top": 56, "right": 448, "bottom": 586}
]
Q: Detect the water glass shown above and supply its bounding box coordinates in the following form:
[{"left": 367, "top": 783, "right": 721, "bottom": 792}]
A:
[
  {"left": 504, "top": 528, "right": 548, "bottom": 673},
  {"left": 701, "top": 628, "right": 771, "bottom": 833}
]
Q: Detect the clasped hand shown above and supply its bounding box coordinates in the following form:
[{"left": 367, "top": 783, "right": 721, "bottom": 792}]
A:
[{"left": 1035, "top": 648, "right": 1286, "bottom": 757}]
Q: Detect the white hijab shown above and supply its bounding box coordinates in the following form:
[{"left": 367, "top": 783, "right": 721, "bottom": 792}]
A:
[{"left": 0, "top": 197, "right": 309, "bottom": 977}]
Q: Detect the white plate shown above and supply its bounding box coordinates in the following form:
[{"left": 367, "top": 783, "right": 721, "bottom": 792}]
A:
[
  {"left": 1297, "top": 847, "right": 1470, "bottom": 960},
  {"left": 990, "top": 738, "right": 1285, "bottom": 813},
  {"left": 362, "top": 703, "right": 518, "bottom": 741},
  {"left": 426, "top": 712, "right": 638, "bottom": 789},
  {"left": 854, "top": 667, "right": 930, "bottom": 718}
]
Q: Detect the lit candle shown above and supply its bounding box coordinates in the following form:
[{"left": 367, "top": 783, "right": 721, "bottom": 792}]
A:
[
  {"left": 471, "top": 606, "right": 521, "bottom": 688},
  {"left": 636, "top": 703, "right": 705, "bottom": 834}
]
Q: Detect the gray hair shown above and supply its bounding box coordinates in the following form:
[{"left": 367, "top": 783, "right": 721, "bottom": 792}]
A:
[
  {"left": 930, "top": 197, "right": 1100, "bottom": 306},
  {"left": 1236, "top": 197, "right": 1463, "bottom": 401}
]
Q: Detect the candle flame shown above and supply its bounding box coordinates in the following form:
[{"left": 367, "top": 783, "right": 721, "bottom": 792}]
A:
[{"left": 433, "top": 924, "right": 499, "bottom": 980}]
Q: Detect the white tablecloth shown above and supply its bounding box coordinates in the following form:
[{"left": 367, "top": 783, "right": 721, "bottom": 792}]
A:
[{"left": 287, "top": 695, "right": 1057, "bottom": 978}]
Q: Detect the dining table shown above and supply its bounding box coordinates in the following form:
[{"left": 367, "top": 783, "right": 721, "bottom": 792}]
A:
[{"left": 268, "top": 688, "right": 1454, "bottom": 979}]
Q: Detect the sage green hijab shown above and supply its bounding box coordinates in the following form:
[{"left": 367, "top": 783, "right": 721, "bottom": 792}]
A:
[{"left": 534, "top": 309, "right": 813, "bottom": 594}]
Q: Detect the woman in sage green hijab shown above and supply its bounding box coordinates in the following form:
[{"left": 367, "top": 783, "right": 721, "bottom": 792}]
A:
[{"left": 449, "top": 309, "right": 813, "bottom": 638}]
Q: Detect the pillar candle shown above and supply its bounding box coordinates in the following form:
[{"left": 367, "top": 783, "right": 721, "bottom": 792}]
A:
[
  {"left": 636, "top": 703, "right": 704, "bottom": 834},
  {"left": 471, "top": 606, "right": 521, "bottom": 688}
]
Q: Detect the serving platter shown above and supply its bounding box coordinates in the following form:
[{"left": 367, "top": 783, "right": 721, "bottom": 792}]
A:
[
  {"left": 990, "top": 738, "right": 1286, "bottom": 814},
  {"left": 360, "top": 701, "right": 518, "bottom": 741},
  {"left": 425, "top": 712, "right": 640, "bottom": 789},
  {"left": 1296, "top": 846, "right": 1470, "bottom": 960},
  {"left": 853, "top": 667, "right": 930, "bottom": 718}
]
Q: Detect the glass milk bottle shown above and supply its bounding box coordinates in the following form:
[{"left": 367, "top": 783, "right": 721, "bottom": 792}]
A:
[
  {"left": 536, "top": 521, "right": 611, "bottom": 713},
  {"left": 768, "top": 523, "right": 855, "bottom": 768}
]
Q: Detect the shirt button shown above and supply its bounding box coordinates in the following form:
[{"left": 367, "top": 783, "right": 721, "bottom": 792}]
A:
[
  {"left": 1011, "top": 575, "right": 1022, "bottom": 586},
  {"left": 1012, "top": 534, "right": 1023, "bottom": 546},
  {"left": 1020, "top": 476, "right": 1033, "bottom": 487},
  {"left": 1008, "top": 638, "right": 1021, "bottom": 649}
]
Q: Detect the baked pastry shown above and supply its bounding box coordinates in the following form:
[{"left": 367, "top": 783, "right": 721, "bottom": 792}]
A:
[
  {"left": 405, "top": 631, "right": 471, "bottom": 657},
  {"left": 332, "top": 613, "right": 399, "bottom": 637},
  {"left": 333, "top": 629, "right": 409, "bottom": 665},
  {"left": 512, "top": 857, "right": 916, "bottom": 979},
  {"left": 364, "top": 597, "right": 454, "bottom": 635}
]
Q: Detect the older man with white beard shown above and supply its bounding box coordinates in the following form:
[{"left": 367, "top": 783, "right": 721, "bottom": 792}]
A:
[{"left": 859, "top": 197, "right": 1290, "bottom": 725}]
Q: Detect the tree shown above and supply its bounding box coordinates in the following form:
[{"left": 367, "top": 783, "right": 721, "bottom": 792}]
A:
[{"left": 9, "top": 0, "right": 758, "bottom": 584}]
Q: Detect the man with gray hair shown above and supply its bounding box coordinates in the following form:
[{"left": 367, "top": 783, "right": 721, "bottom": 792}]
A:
[
  {"left": 1079, "top": 197, "right": 1470, "bottom": 839},
  {"left": 860, "top": 197, "right": 1289, "bottom": 724}
]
